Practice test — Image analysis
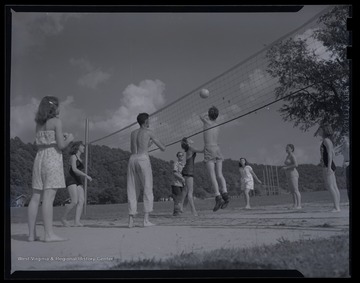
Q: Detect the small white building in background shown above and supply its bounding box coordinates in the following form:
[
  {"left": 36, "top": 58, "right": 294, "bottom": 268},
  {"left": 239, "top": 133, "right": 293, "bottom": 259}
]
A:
[{"left": 15, "top": 194, "right": 27, "bottom": 207}]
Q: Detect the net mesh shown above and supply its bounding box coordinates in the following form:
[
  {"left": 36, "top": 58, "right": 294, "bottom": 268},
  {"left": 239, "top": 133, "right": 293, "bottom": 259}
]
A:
[{"left": 88, "top": 7, "right": 336, "bottom": 161}]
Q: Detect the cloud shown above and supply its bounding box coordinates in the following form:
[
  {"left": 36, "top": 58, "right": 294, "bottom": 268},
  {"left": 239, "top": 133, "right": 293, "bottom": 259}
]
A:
[
  {"left": 59, "top": 96, "right": 88, "bottom": 141},
  {"left": 70, "top": 58, "right": 112, "bottom": 89},
  {"left": 89, "top": 79, "right": 166, "bottom": 144},
  {"left": 239, "top": 68, "right": 274, "bottom": 104},
  {"left": 295, "top": 28, "right": 333, "bottom": 61},
  {"left": 78, "top": 70, "right": 111, "bottom": 89},
  {"left": 11, "top": 11, "right": 80, "bottom": 56},
  {"left": 10, "top": 95, "right": 87, "bottom": 143},
  {"left": 69, "top": 58, "right": 93, "bottom": 72},
  {"left": 10, "top": 97, "right": 40, "bottom": 142}
]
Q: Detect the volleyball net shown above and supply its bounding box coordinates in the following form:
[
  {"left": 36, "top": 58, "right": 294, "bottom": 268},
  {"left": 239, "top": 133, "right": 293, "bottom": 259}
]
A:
[{"left": 86, "top": 7, "right": 335, "bottom": 160}]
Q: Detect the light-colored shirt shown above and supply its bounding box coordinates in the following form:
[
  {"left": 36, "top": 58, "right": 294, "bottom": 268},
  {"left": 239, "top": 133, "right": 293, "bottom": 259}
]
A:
[{"left": 173, "top": 161, "right": 185, "bottom": 187}]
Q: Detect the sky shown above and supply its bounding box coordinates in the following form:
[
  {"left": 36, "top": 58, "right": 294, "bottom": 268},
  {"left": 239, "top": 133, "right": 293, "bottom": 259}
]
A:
[{"left": 8, "top": 5, "right": 348, "bottom": 166}]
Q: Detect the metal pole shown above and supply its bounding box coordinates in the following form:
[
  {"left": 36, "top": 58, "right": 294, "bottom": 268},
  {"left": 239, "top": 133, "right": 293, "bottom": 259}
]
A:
[
  {"left": 262, "top": 169, "right": 266, "bottom": 196},
  {"left": 270, "top": 165, "right": 275, "bottom": 195},
  {"left": 275, "top": 165, "right": 280, "bottom": 195},
  {"left": 84, "top": 118, "right": 89, "bottom": 216},
  {"left": 265, "top": 165, "right": 270, "bottom": 195}
]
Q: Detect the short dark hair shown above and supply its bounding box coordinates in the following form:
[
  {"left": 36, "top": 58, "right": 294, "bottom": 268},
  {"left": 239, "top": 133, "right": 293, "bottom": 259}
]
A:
[
  {"left": 287, "top": 144, "right": 295, "bottom": 152},
  {"left": 137, "top": 113, "right": 149, "bottom": 126},
  {"left": 208, "top": 106, "right": 219, "bottom": 121},
  {"left": 239, "top": 157, "right": 249, "bottom": 168},
  {"left": 181, "top": 137, "right": 189, "bottom": 152},
  {"left": 176, "top": 151, "right": 183, "bottom": 158},
  {"left": 69, "top": 141, "right": 84, "bottom": 155}
]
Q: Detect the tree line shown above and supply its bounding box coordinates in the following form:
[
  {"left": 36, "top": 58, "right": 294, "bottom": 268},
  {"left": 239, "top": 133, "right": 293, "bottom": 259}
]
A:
[{"left": 9, "top": 136, "right": 345, "bottom": 207}]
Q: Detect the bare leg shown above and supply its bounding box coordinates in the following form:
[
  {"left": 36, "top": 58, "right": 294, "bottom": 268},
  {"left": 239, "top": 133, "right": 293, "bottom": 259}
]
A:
[
  {"left": 43, "top": 189, "right": 67, "bottom": 242},
  {"left": 128, "top": 215, "right": 134, "bottom": 228},
  {"left": 330, "top": 174, "right": 341, "bottom": 212},
  {"left": 74, "top": 186, "right": 84, "bottom": 226},
  {"left": 143, "top": 213, "right": 155, "bottom": 227},
  {"left": 185, "top": 177, "right": 198, "bottom": 216},
  {"left": 215, "top": 160, "right": 227, "bottom": 193},
  {"left": 324, "top": 170, "right": 340, "bottom": 212},
  {"left": 244, "top": 188, "right": 251, "bottom": 209},
  {"left": 61, "top": 185, "right": 78, "bottom": 226},
  {"left": 206, "top": 161, "right": 220, "bottom": 196},
  {"left": 179, "top": 185, "right": 188, "bottom": 213},
  {"left": 27, "top": 190, "right": 42, "bottom": 241},
  {"left": 292, "top": 178, "right": 302, "bottom": 209}
]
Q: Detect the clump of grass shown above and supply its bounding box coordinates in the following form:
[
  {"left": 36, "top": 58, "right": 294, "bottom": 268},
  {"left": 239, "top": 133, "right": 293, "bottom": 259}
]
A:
[{"left": 111, "top": 234, "right": 350, "bottom": 278}]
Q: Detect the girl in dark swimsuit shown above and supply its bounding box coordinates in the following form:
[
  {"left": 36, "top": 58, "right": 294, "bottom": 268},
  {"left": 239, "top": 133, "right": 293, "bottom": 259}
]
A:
[
  {"left": 316, "top": 123, "right": 341, "bottom": 212},
  {"left": 61, "top": 141, "right": 93, "bottom": 226},
  {"left": 180, "top": 137, "right": 204, "bottom": 216}
]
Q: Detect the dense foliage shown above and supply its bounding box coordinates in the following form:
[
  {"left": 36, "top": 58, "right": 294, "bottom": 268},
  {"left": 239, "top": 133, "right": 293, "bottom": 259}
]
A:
[
  {"left": 266, "top": 6, "right": 350, "bottom": 145},
  {"left": 8, "top": 137, "right": 345, "bottom": 206}
]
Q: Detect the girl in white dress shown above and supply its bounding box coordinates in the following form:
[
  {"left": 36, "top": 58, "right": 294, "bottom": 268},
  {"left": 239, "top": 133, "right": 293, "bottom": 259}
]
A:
[
  {"left": 28, "top": 96, "right": 74, "bottom": 242},
  {"left": 239, "top": 158, "right": 262, "bottom": 209}
]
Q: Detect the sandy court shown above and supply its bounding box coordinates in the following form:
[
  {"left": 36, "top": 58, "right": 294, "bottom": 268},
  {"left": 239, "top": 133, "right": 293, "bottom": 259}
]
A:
[{"left": 10, "top": 200, "right": 349, "bottom": 272}]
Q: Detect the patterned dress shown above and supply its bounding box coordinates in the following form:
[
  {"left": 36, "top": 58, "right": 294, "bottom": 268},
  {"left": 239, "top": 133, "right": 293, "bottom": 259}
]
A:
[
  {"left": 32, "top": 130, "right": 66, "bottom": 190},
  {"left": 239, "top": 165, "right": 254, "bottom": 191}
]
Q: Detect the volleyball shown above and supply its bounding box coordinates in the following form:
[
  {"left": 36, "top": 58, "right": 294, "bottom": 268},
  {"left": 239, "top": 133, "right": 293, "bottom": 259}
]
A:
[{"left": 199, "top": 88, "right": 210, "bottom": 99}]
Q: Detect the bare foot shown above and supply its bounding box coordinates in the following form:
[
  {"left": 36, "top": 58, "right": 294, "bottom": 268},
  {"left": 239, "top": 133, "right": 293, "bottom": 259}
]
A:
[
  {"left": 74, "top": 222, "right": 84, "bottom": 227},
  {"left": 143, "top": 221, "right": 155, "bottom": 227},
  {"left": 28, "top": 236, "right": 41, "bottom": 242},
  {"left": 331, "top": 208, "right": 341, "bottom": 213},
  {"left": 128, "top": 216, "right": 134, "bottom": 228},
  {"left": 61, "top": 219, "right": 70, "bottom": 227},
  {"left": 44, "top": 235, "right": 68, "bottom": 242},
  {"left": 295, "top": 206, "right": 302, "bottom": 210},
  {"left": 245, "top": 206, "right": 251, "bottom": 210}
]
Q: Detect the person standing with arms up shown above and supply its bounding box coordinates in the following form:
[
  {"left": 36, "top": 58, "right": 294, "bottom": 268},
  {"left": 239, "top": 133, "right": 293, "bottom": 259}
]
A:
[
  {"left": 127, "top": 113, "right": 166, "bottom": 228},
  {"left": 29, "top": 96, "right": 74, "bottom": 242}
]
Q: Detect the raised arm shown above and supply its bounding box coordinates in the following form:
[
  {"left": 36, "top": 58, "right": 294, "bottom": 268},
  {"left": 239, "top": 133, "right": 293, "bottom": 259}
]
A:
[
  {"left": 199, "top": 113, "right": 210, "bottom": 124},
  {"left": 149, "top": 130, "right": 166, "bottom": 151}
]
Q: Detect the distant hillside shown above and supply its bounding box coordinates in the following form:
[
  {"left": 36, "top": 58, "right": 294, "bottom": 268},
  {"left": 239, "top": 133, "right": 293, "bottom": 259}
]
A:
[{"left": 8, "top": 137, "right": 346, "bottom": 207}]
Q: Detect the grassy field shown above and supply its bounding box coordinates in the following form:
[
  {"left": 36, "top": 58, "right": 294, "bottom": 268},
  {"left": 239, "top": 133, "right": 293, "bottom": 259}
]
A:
[
  {"left": 109, "top": 233, "right": 350, "bottom": 278},
  {"left": 10, "top": 189, "right": 349, "bottom": 223}
]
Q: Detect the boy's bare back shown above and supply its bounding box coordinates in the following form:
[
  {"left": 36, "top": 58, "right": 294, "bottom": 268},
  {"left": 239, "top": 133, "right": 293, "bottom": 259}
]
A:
[
  {"left": 202, "top": 117, "right": 219, "bottom": 146},
  {"left": 131, "top": 128, "right": 151, "bottom": 155}
]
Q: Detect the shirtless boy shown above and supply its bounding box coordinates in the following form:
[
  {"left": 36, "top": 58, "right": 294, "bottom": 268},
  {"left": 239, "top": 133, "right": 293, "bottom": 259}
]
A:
[
  {"left": 200, "top": 106, "right": 230, "bottom": 211},
  {"left": 127, "top": 113, "right": 166, "bottom": 227}
]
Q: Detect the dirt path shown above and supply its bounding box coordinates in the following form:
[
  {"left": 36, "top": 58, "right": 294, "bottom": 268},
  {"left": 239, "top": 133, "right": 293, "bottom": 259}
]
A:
[{"left": 10, "top": 201, "right": 349, "bottom": 272}]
